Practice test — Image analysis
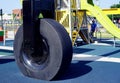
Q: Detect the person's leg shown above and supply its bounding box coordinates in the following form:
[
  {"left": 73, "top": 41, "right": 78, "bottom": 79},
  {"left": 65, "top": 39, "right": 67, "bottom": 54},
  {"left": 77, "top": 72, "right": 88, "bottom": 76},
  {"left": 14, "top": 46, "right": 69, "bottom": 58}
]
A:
[{"left": 90, "top": 31, "right": 94, "bottom": 38}]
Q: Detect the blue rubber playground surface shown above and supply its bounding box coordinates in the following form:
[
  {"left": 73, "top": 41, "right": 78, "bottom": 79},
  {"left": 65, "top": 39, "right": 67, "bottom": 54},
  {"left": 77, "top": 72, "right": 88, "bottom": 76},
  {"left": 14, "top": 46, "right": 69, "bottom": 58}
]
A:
[
  {"left": 0, "top": 39, "right": 120, "bottom": 83},
  {"left": 0, "top": 40, "right": 13, "bottom": 47},
  {"left": 0, "top": 40, "right": 13, "bottom": 59}
]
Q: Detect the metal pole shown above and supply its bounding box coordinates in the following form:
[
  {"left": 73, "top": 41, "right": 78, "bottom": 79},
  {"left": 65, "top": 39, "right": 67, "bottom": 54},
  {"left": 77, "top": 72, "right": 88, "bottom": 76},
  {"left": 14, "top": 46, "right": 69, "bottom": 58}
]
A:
[
  {"left": 0, "top": 9, "right": 3, "bottom": 30},
  {"left": 0, "top": 9, "right": 5, "bottom": 46},
  {"left": 3, "top": 22, "right": 6, "bottom": 46},
  {"left": 84, "top": 11, "right": 90, "bottom": 43},
  {"left": 68, "top": 0, "right": 72, "bottom": 40},
  {"left": 113, "top": 37, "right": 116, "bottom": 47},
  {"left": 100, "top": 31, "right": 101, "bottom": 40}
]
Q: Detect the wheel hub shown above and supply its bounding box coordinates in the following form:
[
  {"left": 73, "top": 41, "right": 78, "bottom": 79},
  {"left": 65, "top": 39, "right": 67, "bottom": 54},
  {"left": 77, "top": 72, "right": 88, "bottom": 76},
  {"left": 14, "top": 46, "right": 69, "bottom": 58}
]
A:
[{"left": 22, "top": 38, "right": 49, "bottom": 70}]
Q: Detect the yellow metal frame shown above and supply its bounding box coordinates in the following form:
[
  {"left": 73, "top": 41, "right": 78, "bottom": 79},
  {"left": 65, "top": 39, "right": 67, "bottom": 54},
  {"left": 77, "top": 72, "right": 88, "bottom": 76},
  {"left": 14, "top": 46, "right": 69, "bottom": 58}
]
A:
[
  {"left": 55, "top": 0, "right": 85, "bottom": 45},
  {"left": 87, "top": 8, "right": 120, "bottom": 15},
  {"left": 103, "top": 8, "right": 120, "bottom": 15},
  {"left": 55, "top": 0, "right": 120, "bottom": 44}
]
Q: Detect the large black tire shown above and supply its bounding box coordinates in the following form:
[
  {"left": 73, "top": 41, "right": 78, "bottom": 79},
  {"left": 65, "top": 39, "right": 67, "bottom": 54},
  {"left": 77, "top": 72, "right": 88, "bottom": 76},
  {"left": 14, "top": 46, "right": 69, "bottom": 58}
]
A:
[{"left": 14, "top": 19, "right": 73, "bottom": 80}]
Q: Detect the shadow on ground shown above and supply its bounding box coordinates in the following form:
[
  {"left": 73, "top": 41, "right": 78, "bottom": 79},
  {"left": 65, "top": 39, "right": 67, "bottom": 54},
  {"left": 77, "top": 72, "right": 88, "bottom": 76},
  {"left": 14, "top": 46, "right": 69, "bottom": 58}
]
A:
[
  {"left": 0, "top": 59, "right": 15, "bottom": 64},
  {"left": 56, "top": 61, "right": 92, "bottom": 81},
  {"left": 73, "top": 48, "right": 94, "bottom": 54}
]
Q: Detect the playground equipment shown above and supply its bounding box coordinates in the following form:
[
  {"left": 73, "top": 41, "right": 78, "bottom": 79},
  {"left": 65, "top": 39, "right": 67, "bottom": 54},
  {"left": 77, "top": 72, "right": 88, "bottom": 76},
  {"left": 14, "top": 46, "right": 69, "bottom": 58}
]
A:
[
  {"left": 81, "top": 0, "right": 120, "bottom": 39},
  {"left": 14, "top": 0, "right": 120, "bottom": 81},
  {"left": 56, "top": 0, "right": 92, "bottom": 45},
  {"left": 14, "top": 0, "right": 73, "bottom": 80}
]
